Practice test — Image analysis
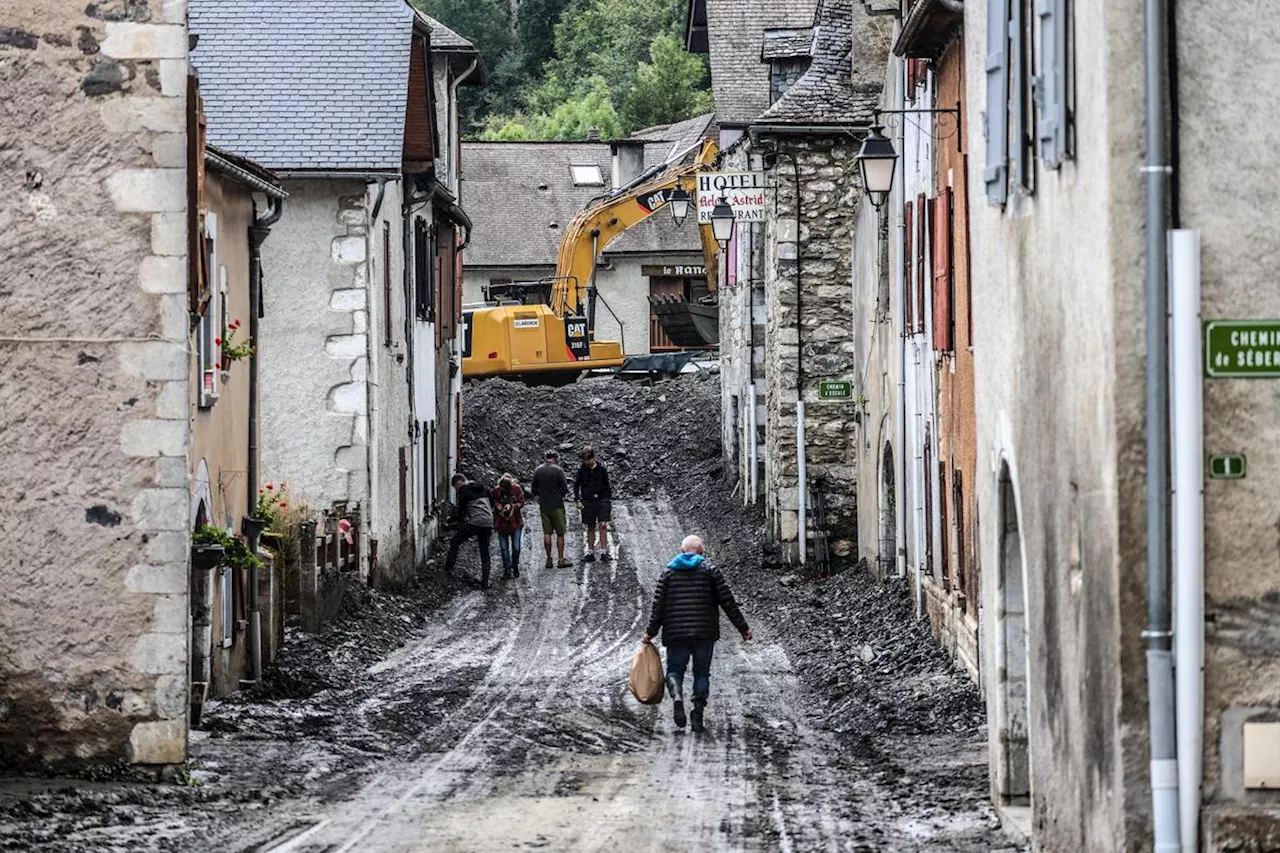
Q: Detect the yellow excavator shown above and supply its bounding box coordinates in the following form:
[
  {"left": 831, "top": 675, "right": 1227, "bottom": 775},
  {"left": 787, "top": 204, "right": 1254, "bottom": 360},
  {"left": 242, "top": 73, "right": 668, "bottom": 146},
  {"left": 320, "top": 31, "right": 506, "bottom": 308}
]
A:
[{"left": 462, "top": 138, "right": 721, "bottom": 380}]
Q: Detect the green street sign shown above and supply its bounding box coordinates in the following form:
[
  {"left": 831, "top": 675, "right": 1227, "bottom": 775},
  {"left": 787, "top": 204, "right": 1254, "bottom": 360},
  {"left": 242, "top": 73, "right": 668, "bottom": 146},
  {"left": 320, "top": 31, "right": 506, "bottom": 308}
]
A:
[
  {"left": 1208, "top": 454, "right": 1246, "bottom": 480},
  {"left": 1205, "top": 320, "right": 1280, "bottom": 377},
  {"left": 818, "top": 380, "right": 853, "bottom": 400}
]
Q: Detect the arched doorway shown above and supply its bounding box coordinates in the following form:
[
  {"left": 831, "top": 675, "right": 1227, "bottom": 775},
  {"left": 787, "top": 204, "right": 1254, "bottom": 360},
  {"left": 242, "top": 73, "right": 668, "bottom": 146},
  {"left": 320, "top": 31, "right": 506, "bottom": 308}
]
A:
[
  {"left": 995, "top": 462, "right": 1031, "bottom": 808},
  {"left": 879, "top": 442, "right": 896, "bottom": 576}
]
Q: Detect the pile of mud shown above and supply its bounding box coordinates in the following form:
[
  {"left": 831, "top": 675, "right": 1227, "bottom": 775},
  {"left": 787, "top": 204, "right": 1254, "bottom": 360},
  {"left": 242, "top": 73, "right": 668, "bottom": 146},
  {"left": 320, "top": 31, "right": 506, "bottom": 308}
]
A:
[
  {"left": 462, "top": 371, "right": 986, "bottom": 754},
  {"left": 459, "top": 371, "right": 723, "bottom": 499}
]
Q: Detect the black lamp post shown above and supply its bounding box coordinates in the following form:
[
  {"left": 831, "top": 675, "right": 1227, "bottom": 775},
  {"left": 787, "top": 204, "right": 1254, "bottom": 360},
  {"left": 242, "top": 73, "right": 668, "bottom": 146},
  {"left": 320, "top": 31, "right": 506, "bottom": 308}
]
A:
[
  {"left": 668, "top": 186, "right": 692, "bottom": 226},
  {"left": 856, "top": 123, "right": 898, "bottom": 210},
  {"left": 710, "top": 195, "right": 736, "bottom": 249}
]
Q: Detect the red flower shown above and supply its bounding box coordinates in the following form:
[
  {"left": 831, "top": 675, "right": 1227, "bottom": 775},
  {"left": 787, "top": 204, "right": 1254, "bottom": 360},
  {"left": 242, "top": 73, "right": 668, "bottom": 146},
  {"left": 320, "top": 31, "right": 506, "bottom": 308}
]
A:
[
  {"left": 266, "top": 484, "right": 274, "bottom": 490},
  {"left": 232, "top": 318, "right": 241, "bottom": 328},
  {"left": 258, "top": 488, "right": 264, "bottom": 494},
  {"left": 279, "top": 501, "right": 288, "bottom": 509},
  {"left": 280, "top": 482, "right": 286, "bottom": 490},
  {"left": 215, "top": 337, "right": 222, "bottom": 346}
]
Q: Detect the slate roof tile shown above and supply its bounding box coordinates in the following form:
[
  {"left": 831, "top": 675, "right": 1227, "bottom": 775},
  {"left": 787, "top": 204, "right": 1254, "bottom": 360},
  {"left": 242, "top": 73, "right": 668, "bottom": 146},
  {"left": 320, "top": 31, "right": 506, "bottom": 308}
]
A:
[
  {"left": 701, "top": 0, "right": 819, "bottom": 124},
  {"left": 190, "top": 0, "right": 416, "bottom": 171}
]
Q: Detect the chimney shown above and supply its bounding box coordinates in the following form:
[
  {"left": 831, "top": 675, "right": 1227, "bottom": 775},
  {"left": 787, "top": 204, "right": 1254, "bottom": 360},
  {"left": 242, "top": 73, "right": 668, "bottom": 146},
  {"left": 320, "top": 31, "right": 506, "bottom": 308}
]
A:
[
  {"left": 610, "top": 139, "right": 646, "bottom": 189},
  {"left": 585, "top": 126, "right": 601, "bottom": 141}
]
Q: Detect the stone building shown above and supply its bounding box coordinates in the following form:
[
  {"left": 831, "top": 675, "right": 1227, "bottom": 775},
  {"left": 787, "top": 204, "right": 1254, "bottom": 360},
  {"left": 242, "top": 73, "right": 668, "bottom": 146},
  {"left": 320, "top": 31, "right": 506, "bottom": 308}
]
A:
[
  {"left": 190, "top": 0, "right": 482, "bottom": 587},
  {"left": 1, "top": 1, "right": 193, "bottom": 767},
  {"left": 964, "top": 0, "right": 1280, "bottom": 848},
  {"left": 460, "top": 116, "right": 716, "bottom": 358},
  {"left": 693, "top": 0, "right": 887, "bottom": 565}
]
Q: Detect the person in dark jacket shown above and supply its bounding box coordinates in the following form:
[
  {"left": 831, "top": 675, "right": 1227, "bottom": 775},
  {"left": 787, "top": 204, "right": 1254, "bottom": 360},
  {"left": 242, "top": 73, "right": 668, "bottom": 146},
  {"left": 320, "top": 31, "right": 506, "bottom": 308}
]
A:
[
  {"left": 445, "top": 473, "right": 494, "bottom": 589},
  {"left": 574, "top": 445, "right": 612, "bottom": 563},
  {"left": 642, "top": 535, "right": 751, "bottom": 732}
]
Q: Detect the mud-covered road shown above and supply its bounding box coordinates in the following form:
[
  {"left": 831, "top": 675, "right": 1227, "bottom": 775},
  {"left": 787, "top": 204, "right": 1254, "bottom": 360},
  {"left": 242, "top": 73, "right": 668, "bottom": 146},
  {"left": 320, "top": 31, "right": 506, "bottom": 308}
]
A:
[{"left": 0, "top": 374, "right": 1018, "bottom": 852}]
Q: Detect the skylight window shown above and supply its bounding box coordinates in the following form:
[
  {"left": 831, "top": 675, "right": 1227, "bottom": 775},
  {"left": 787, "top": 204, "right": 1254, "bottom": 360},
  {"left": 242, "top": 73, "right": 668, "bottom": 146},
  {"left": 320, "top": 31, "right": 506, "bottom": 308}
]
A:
[{"left": 570, "top": 164, "right": 604, "bottom": 187}]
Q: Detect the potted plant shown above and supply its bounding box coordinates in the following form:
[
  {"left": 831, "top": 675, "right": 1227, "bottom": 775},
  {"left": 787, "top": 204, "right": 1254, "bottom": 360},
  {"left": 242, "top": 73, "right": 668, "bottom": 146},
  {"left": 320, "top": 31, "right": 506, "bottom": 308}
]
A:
[
  {"left": 217, "top": 317, "right": 253, "bottom": 372},
  {"left": 242, "top": 515, "right": 269, "bottom": 553},
  {"left": 192, "top": 524, "right": 230, "bottom": 571}
]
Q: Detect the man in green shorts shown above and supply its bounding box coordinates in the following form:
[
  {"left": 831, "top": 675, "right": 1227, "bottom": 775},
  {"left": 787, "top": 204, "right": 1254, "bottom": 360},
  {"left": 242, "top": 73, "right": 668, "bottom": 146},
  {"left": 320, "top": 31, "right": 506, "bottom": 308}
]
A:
[{"left": 531, "top": 450, "right": 572, "bottom": 568}]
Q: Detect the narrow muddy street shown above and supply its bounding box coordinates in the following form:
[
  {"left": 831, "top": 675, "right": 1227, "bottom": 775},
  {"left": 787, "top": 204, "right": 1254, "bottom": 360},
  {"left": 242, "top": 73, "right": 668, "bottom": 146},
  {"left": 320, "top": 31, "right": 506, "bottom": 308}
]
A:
[{"left": 0, "top": 376, "right": 1016, "bottom": 852}]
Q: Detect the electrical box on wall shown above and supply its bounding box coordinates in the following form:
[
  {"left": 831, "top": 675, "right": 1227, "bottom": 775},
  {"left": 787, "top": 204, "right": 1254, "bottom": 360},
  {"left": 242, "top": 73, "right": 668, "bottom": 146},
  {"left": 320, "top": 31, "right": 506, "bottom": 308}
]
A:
[{"left": 1243, "top": 722, "right": 1280, "bottom": 789}]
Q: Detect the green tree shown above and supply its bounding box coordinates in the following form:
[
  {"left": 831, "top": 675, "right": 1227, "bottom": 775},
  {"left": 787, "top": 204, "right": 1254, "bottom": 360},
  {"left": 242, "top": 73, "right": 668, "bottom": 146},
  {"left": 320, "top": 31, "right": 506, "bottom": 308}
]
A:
[
  {"left": 620, "top": 34, "right": 714, "bottom": 132},
  {"left": 514, "top": 0, "right": 571, "bottom": 80},
  {"left": 413, "top": 0, "right": 517, "bottom": 133},
  {"left": 481, "top": 76, "right": 622, "bottom": 141}
]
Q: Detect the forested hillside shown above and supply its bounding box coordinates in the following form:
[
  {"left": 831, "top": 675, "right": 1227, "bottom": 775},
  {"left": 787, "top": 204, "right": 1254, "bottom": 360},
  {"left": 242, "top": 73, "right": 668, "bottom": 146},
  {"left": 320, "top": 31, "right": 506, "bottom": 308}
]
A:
[{"left": 413, "top": 0, "right": 714, "bottom": 139}]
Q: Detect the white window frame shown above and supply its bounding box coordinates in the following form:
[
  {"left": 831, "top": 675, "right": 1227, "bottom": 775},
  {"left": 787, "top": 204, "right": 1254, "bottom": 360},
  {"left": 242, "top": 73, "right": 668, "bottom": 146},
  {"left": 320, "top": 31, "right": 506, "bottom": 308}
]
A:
[
  {"left": 197, "top": 212, "right": 221, "bottom": 408},
  {"left": 220, "top": 563, "right": 233, "bottom": 648},
  {"left": 570, "top": 164, "right": 604, "bottom": 187}
]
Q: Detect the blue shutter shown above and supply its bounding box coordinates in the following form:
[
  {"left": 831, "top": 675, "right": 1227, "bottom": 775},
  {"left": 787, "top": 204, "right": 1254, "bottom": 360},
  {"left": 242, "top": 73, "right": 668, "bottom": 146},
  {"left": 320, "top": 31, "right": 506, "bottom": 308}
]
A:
[
  {"left": 1009, "top": 0, "right": 1029, "bottom": 190},
  {"left": 1036, "top": 0, "right": 1065, "bottom": 166},
  {"left": 984, "top": 0, "right": 1010, "bottom": 205}
]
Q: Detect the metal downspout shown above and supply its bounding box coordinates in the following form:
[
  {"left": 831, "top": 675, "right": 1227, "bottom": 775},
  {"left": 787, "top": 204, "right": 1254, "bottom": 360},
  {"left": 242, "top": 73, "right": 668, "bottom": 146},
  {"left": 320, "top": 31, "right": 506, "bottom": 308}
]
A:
[
  {"left": 1142, "top": 0, "right": 1179, "bottom": 847},
  {"left": 246, "top": 194, "right": 282, "bottom": 685},
  {"left": 895, "top": 45, "right": 909, "bottom": 588}
]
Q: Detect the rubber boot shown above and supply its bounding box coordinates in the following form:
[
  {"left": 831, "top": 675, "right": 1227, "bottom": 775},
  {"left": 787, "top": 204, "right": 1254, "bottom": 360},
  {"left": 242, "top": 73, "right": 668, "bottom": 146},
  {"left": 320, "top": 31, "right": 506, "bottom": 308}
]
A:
[
  {"left": 667, "top": 675, "right": 686, "bottom": 728},
  {"left": 690, "top": 697, "right": 706, "bottom": 732}
]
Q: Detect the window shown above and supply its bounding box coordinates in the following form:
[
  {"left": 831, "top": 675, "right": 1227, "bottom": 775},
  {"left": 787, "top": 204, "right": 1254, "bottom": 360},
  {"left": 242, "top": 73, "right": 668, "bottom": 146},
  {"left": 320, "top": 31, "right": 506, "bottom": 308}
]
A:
[
  {"left": 414, "top": 217, "right": 432, "bottom": 322},
  {"left": 984, "top": 0, "right": 1010, "bottom": 205},
  {"left": 383, "top": 222, "right": 392, "bottom": 348},
  {"left": 903, "top": 200, "right": 914, "bottom": 330},
  {"left": 1035, "top": 0, "right": 1072, "bottom": 166},
  {"left": 932, "top": 188, "right": 954, "bottom": 353},
  {"left": 569, "top": 164, "right": 604, "bottom": 187},
  {"left": 220, "top": 563, "right": 233, "bottom": 648},
  {"left": 197, "top": 212, "right": 220, "bottom": 407}
]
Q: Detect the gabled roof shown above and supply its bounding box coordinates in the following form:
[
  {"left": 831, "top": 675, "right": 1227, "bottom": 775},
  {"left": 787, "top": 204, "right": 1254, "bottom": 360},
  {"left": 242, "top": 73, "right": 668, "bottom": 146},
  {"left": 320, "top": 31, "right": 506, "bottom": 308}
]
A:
[
  {"left": 190, "top": 0, "right": 417, "bottom": 172},
  {"left": 412, "top": 9, "right": 473, "bottom": 50},
  {"left": 460, "top": 142, "right": 702, "bottom": 269},
  {"left": 626, "top": 113, "right": 716, "bottom": 164},
  {"left": 691, "top": 0, "right": 820, "bottom": 125},
  {"left": 757, "top": 0, "right": 879, "bottom": 126}
]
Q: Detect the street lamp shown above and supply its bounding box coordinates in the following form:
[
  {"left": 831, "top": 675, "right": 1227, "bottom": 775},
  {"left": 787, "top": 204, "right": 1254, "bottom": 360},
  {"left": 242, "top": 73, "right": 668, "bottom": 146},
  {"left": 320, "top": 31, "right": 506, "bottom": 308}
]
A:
[
  {"left": 668, "top": 186, "right": 691, "bottom": 226},
  {"left": 710, "top": 195, "right": 736, "bottom": 249},
  {"left": 856, "top": 123, "right": 898, "bottom": 210}
]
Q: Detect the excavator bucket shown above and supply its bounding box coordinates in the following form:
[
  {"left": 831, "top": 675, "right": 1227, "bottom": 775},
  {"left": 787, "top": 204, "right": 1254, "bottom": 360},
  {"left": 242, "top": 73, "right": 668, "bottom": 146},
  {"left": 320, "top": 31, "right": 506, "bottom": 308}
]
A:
[{"left": 650, "top": 295, "right": 719, "bottom": 347}]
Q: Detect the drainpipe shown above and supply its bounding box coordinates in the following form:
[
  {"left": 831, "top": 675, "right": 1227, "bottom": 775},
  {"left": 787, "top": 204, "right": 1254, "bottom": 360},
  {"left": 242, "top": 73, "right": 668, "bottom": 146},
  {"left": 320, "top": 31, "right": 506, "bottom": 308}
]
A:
[
  {"left": 1170, "top": 229, "right": 1202, "bottom": 853},
  {"left": 1141, "top": 0, "right": 1179, "bottom": 848},
  {"left": 449, "top": 58, "right": 480, "bottom": 196},
  {"left": 246, "top": 194, "right": 282, "bottom": 685},
  {"left": 895, "top": 46, "right": 909, "bottom": 586}
]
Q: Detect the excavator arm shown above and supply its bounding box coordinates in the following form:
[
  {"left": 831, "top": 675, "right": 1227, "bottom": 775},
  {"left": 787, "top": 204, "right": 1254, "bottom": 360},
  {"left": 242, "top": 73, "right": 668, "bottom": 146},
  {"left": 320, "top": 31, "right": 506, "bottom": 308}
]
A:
[{"left": 550, "top": 138, "right": 720, "bottom": 319}]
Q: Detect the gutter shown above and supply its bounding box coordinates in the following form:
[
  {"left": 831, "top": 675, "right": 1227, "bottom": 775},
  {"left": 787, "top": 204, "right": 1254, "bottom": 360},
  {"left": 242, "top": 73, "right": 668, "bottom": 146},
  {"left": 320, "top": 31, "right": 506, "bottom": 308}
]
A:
[
  {"left": 274, "top": 169, "right": 400, "bottom": 180},
  {"left": 205, "top": 148, "right": 288, "bottom": 199},
  {"left": 750, "top": 123, "right": 871, "bottom": 136}
]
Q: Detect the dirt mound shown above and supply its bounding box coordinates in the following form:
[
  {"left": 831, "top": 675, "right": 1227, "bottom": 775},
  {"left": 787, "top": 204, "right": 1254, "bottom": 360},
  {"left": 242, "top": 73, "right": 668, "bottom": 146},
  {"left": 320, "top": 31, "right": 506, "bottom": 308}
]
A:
[{"left": 459, "top": 370, "right": 722, "bottom": 499}]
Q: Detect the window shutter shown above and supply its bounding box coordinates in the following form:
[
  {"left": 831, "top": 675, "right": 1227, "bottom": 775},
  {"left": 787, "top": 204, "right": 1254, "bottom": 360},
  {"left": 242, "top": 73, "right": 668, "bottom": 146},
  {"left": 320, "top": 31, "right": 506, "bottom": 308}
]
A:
[
  {"left": 916, "top": 192, "right": 927, "bottom": 334},
  {"left": 1009, "top": 0, "right": 1030, "bottom": 191},
  {"left": 984, "top": 0, "right": 1010, "bottom": 205},
  {"left": 903, "top": 201, "right": 914, "bottom": 331},
  {"left": 1037, "top": 0, "right": 1069, "bottom": 166},
  {"left": 399, "top": 447, "right": 408, "bottom": 527},
  {"left": 932, "top": 190, "right": 953, "bottom": 352}
]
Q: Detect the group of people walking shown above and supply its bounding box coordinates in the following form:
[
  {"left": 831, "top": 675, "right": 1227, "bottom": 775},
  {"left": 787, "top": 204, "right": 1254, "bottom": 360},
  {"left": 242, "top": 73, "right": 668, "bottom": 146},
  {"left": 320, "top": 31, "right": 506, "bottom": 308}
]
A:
[
  {"left": 444, "top": 446, "right": 614, "bottom": 588},
  {"left": 444, "top": 448, "right": 752, "bottom": 735}
]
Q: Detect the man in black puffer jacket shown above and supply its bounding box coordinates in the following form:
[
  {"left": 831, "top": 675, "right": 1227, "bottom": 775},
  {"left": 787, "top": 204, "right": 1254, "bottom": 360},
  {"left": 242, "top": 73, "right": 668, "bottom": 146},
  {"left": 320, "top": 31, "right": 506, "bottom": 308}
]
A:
[
  {"left": 642, "top": 534, "right": 751, "bottom": 732},
  {"left": 445, "top": 473, "right": 494, "bottom": 589}
]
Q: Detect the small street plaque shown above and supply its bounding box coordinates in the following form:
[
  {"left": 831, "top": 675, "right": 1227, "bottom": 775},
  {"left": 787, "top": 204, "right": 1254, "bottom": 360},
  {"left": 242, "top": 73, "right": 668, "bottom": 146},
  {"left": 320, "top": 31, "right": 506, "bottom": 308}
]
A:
[
  {"left": 818, "top": 380, "right": 853, "bottom": 400},
  {"left": 1208, "top": 454, "right": 1246, "bottom": 480},
  {"left": 1205, "top": 320, "right": 1280, "bottom": 378}
]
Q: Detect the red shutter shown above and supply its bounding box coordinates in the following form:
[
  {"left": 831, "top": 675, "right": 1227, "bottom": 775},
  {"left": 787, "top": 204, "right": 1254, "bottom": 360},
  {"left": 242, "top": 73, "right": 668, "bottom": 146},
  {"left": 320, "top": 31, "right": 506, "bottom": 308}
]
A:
[
  {"left": 916, "top": 192, "right": 927, "bottom": 334},
  {"left": 903, "top": 201, "right": 914, "bottom": 330},
  {"left": 932, "top": 189, "right": 953, "bottom": 352}
]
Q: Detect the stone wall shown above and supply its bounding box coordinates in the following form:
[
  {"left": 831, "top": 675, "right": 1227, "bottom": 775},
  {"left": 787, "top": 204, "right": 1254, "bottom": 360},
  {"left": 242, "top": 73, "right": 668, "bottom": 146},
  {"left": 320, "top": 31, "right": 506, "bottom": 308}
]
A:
[
  {"left": 0, "top": 0, "right": 191, "bottom": 768},
  {"left": 259, "top": 180, "right": 373, "bottom": 545},
  {"left": 760, "top": 134, "right": 861, "bottom": 564}
]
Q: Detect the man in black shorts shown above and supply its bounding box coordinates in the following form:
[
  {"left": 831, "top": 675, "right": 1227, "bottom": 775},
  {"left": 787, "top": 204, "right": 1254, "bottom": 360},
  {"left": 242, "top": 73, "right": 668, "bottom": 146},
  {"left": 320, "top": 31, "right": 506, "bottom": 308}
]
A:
[
  {"left": 531, "top": 450, "right": 572, "bottom": 568},
  {"left": 574, "top": 445, "right": 612, "bottom": 563}
]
